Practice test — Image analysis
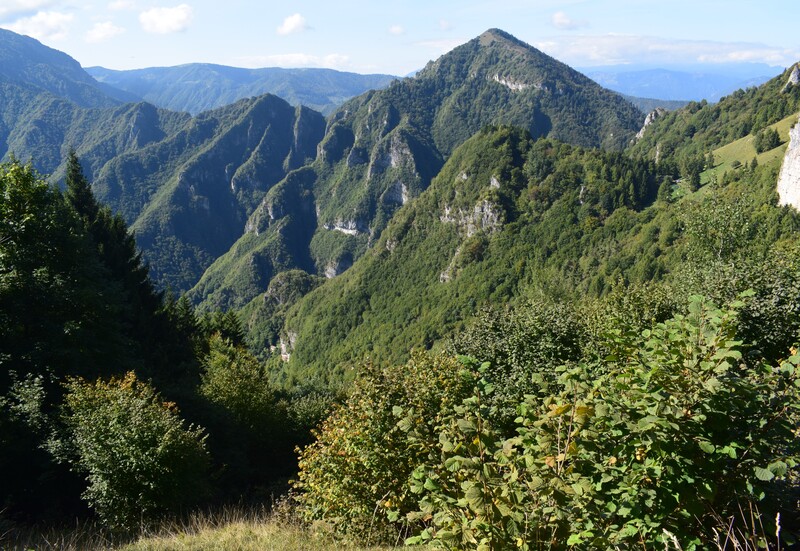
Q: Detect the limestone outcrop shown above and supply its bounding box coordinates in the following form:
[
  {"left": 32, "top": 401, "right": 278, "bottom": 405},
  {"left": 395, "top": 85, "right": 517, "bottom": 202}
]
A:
[
  {"left": 777, "top": 114, "right": 800, "bottom": 209},
  {"left": 781, "top": 64, "right": 800, "bottom": 93},
  {"left": 636, "top": 108, "right": 667, "bottom": 140}
]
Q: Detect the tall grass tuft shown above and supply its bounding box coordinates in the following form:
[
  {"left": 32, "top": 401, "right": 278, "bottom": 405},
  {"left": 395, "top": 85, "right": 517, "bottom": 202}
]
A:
[
  {"left": 1, "top": 517, "right": 120, "bottom": 551},
  {"left": 711, "top": 503, "right": 787, "bottom": 550},
  {"left": 1, "top": 504, "right": 408, "bottom": 551}
]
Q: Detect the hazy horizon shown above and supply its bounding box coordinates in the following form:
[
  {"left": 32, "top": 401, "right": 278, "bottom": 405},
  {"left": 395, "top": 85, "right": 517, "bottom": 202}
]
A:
[{"left": 0, "top": 1, "right": 797, "bottom": 76}]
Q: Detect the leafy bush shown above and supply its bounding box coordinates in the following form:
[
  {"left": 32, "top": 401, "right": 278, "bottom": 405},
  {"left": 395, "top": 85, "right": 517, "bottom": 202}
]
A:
[
  {"left": 196, "top": 334, "right": 336, "bottom": 496},
  {"left": 407, "top": 295, "right": 799, "bottom": 549},
  {"left": 62, "top": 372, "right": 209, "bottom": 530},
  {"left": 295, "top": 353, "right": 477, "bottom": 542},
  {"left": 199, "top": 334, "right": 284, "bottom": 487},
  {"left": 448, "top": 299, "right": 586, "bottom": 429},
  {"left": 200, "top": 334, "right": 276, "bottom": 429},
  {"left": 296, "top": 295, "right": 799, "bottom": 549}
]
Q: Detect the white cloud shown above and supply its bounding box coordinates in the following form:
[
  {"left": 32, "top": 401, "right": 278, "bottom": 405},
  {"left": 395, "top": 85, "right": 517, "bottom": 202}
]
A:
[
  {"left": 139, "top": 4, "right": 192, "bottom": 34},
  {"left": 0, "top": 0, "right": 54, "bottom": 19},
  {"left": 439, "top": 19, "right": 454, "bottom": 31},
  {"left": 533, "top": 34, "right": 800, "bottom": 67},
  {"left": 236, "top": 52, "right": 349, "bottom": 70},
  {"left": 276, "top": 13, "right": 308, "bottom": 36},
  {"left": 108, "top": 0, "right": 136, "bottom": 10},
  {"left": 388, "top": 24, "right": 404, "bottom": 36},
  {"left": 86, "top": 20, "right": 124, "bottom": 43},
  {"left": 4, "top": 10, "right": 73, "bottom": 40},
  {"left": 551, "top": 11, "right": 586, "bottom": 30}
]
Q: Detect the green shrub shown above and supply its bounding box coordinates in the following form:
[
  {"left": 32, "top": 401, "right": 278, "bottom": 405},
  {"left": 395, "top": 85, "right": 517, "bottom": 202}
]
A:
[
  {"left": 200, "top": 334, "right": 277, "bottom": 431},
  {"left": 407, "top": 295, "right": 799, "bottom": 549},
  {"left": 297, "top": 295, "right": 799, "bottom": 549},
  {"left": 62, "top": 372, "right": 209, "bottom": 530},
  {"left": 754, "top": 127, "right": 781, "bottom": 153},
  {"left": 448, "top": 299, "right": 586, "bottom": 429},
  {"left": 294, "top": 353, "right": 477, "bottom": 542}
]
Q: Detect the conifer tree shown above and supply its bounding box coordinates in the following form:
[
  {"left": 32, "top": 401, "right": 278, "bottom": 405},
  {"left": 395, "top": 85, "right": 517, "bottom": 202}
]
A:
[
  {"left": 63, "top": 152, "right": 199, "bottom": 387},
  {"left": 65, "top": 149, "right": 99, "bottom": 224}
]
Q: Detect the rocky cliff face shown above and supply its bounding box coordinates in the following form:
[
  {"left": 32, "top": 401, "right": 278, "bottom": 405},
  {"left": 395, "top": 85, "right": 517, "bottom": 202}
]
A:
[
  {"left": 636, "top": 108, "right": 666, "bottom": 140},
  {"left": 781, "top": 64, "right": 800, "bottom": 93},
  {"left": 777, "top": 114, "right": 800, "bottom": 209},
  {"left": 126, "top": 95, "right": 324, "bottom": 292}
]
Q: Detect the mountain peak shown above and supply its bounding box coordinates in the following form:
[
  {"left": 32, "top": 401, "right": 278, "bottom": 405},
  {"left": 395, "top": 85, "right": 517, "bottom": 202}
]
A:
[
  {"left": 477, "top": 28, "right": 541, "bottom": 56},
  {"left": 403, "top": 28, "right": 643, "bottom": 154}
]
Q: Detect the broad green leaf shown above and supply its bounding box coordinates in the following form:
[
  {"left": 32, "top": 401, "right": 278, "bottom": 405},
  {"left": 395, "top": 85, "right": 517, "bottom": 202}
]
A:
[
  {"left": 754, "top": 466, "right": 775, "bottom": 481},
  {"left": 637, "top": 415, "right": 661, "bottom": 430},
  {"left": 423, "top": 477, "right": 441, "bottom": 491},
  {"left": 567, "top": 534, "right": 583, "bottom": 545},
  {"left": 768, "top": 461, "right": 788, "bottom": 477},
  {"left": 698, "top": 440, "right": 715, "bottom": 454},
  {"left": 457, "top": 418, "right": 477, "bottom": 434},
  {"left": 465, "top": 484, "right": 486, "bottom": 512}
]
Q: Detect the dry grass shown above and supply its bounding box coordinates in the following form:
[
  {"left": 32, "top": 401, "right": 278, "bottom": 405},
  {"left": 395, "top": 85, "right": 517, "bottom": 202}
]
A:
[
  {"left": 1, "top": 518, "right": 118, "bottom": 551},
  {"left": 120, "top": 520, "right": 399, "bottom": 551},
  {"left": 1, "top": 506, "right": 408, "bottom": 551},
  {"left": 120, "top": 505, "right": 405, "bottom": 551},
  {"left": 709, "top": 504, "right": 787, "bottom": 551},
  {"left": 3, "top": 505, "right": 792, "bottom": 550}
]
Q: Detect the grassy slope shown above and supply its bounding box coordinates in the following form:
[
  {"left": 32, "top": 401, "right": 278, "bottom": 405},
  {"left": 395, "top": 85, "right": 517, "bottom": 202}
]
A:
[{"left": 704, "top": 110, "right": 797, "bottom": 180}]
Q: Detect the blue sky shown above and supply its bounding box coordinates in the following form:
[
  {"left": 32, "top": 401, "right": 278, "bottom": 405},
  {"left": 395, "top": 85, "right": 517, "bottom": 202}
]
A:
[{"left": 1, "top": 0, "right": 798, "bottom": 75}]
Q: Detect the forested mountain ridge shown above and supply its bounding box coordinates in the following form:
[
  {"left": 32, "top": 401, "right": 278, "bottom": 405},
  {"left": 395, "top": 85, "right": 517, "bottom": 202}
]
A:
[
  {"left": 0, "top": 91, "right": 191, "bottom": 184},
  {"left": 4, "top": 27, "right": 644, "bottom": 298},
  {"left": 0, "top": 28, "right": 204, "bottom": 198},
  {"left": 0, "top": 72, "right": 324, "bottom": 293},
  {"left": 0, "top": 29, "right": 327, "bottom": 291},
  {"left": 87, "top": 64, "right": 398, "bottom": 115},
  {"left": 0, "top": 29, "right": 185, "bottom": 178},
  {"left": 245, "top": 55, "right": 800, "bottom": 387},
  {"left": 0, "top": 28, "right": 135, "bottom": 108},
  {"left": 271, "top": 126, "right": 664, "bottom": 385},
  {"left": 120, "top": 95, "right": 325, "bottom": 291},
  {"left": 189, "top": 28, "right": 647, "bottom": 311}
]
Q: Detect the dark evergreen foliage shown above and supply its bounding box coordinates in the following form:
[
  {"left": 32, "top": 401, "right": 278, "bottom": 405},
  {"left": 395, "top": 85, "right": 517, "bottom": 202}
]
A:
[
  {"left": 754, "top": 126, "right": 781, "bottom": 152},
  {"left": 64, "top": 152, "right": 197, "bottom": 388},
  {"left": 1, "top": 156, "right": 332, "bottom": 528}
]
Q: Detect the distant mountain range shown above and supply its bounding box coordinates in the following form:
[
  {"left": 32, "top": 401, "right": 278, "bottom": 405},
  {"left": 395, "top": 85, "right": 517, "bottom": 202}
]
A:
[
  {"left": 581, "top": 63, "right": 782, "bottom": 102},
  {"left": 87, "top": 65, "right": 398, "bottom": 115},
  {"left": 0, "top": 28, "right": 135, "bottom": 108}
]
